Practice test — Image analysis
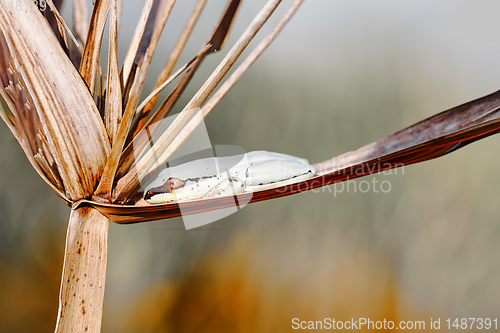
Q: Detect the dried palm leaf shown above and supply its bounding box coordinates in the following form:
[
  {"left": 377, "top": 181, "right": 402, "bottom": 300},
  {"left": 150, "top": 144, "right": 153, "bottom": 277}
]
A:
[
  {"left": 79, "top": 0, "right": 110, "bottom": 95},
  {"left": 77, "top": 89, "right": 500, "bottom": 223},
  {"left": 0, "top": 4, "right": 111, "bottom": 331},
  {"left": 0, "top": 5, "right": 110, "bottom": 200},
  {"left": 93, "top": 0, "right": 179, "bottom": 203},
  {"left": 103, "top": 0, "right": 122, "bottom": 146},
  {"left": 127, "top": 0, "right": 237, "bottom": 137},
  {"left": 113, "top": 0, "right": 279, "bottom": 202},
  {"left": 127, "top": 0, "right": 208, "bottom": 139},
  {"left": 118, "top": 0, "right": 241, "bottom": 182}
]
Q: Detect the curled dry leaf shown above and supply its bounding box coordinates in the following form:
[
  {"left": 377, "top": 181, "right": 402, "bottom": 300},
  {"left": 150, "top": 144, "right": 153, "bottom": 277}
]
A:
[
  {"left": 75, "top": 89, "right": 500, "bottom": 223},
  {"left": 0, "top": 4, "right": 110, "bottom": 201}
]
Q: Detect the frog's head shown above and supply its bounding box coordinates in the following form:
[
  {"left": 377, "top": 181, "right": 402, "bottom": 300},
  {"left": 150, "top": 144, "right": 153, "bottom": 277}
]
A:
[{"left": 144, "top": 177, "right": 186, "bottom": 202}]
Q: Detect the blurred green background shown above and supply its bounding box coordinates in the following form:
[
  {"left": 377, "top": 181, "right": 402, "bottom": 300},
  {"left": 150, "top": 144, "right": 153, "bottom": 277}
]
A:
[{"left": 1, "top": 0, "right": 500, "bottom": 331}]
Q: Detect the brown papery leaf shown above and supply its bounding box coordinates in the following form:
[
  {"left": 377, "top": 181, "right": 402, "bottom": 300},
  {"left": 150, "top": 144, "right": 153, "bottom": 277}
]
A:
[
  {"left": 0, "top": 5, "right": 110, "bottom": 200},
  {"left": 79, "top": 0, "right": 110, "bottom": 95},
  {"left": 118, "top": 0, "right": 241, "bottom": 182},
  {"left": 315, "top": 90, "right": 500, "bottom": 173},
  {"left": 73, "top": 0, "right": 89, "bottom": 50},
  {"left": 113, "top": 0, "right": 275, "bottom": 203},
  {"left": 128, "top": 0, "right": 240, "bottom": 140},
  {"left": 103, "top": 0, "right": 122, "bottom": 145},
  {"left": 122, "top": 0, "right": 176, "bottom": 118},
  {"left": 47, "top": 0, "right": 80, "bottom": 51},
  {"left": 1, "top": 32, "right": 70, "bottom": 202},
  {"left": 152, "top": 0, "right": 305, "bottom": 183},
  {"left": 0, "top": 32, "right": 38, "bottom": 153},
  {"left": 93, "top": 0, "right": 176, "bottom": 202},
  {"left": 127, "top": 0, "right": 208, "bottom": 140},
  {"left": 75, "top": 89, "right": 500, "bottom": 223},
  {"left": 89, "top": 0, "right": 121, "bottom": 202},
  {"left": 121, "top": 0, "right": 154, "bottom": 89}
]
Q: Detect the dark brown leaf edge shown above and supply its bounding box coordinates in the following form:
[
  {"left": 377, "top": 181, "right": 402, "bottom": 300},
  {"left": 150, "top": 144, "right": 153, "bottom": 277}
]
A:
[{"left": 73, "top": 89, "right": 500, "bottom": 224}]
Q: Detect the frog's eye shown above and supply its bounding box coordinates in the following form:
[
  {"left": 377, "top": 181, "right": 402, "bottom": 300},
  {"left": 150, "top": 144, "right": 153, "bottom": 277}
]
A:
[
  {"left": 166, "top": 177, "right": 186, "bottom": 191},
  {"left": 144, "top": 177, "right": 186, "bottom": 200}
]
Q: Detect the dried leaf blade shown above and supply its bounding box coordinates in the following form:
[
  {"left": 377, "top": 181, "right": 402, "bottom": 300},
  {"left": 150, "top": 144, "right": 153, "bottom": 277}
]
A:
[{"left": 0, "top": 5, "right": 110, "bottom": 200}]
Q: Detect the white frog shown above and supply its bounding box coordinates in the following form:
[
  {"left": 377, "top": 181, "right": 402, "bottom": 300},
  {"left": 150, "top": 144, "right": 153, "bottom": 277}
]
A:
[{"left": 144, "top": 151, "right": 316, "bottom": 204}]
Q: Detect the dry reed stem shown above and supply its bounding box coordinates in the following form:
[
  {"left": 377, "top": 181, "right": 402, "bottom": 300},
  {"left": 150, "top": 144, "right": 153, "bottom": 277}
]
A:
[
  {"left": 130, "top": 0, "right": 208, "bottom": 137},
  {"left": 135, "top": 44, "right": 212, "bottom": 118},
  {"left": 0, "top": 4, "right": 110, "bottom": 200},
  {"left": 116, "top": 0, "right": 123, "bottom": 30},
  {"left": 79, "top": 0, "right": 110, "bottom": 96},
  {"left": 0, "top": 8, "right": 114, "bottom": 329},
  {"left": 163, "top": 0, "right": 306, "bottom": 167},
  {"left": 122, "top": 0, "right": 176, "bottom": 118},
  {"left": 54, "top": 207, "right": 109, "bottom": 333},
  {"left": 47, "top": 0, "right": 80, "bottom": 49},
  {"left": 119, "top": 0, "right": 242, "bottom": 177},
  {"left": 0, "top": 2, "right": 317, "bottom": 331},
  {"left": 113, "top": 0, "right": 282, "bottom": 201},
  {"left": 121, "top": 0, "right": 154, "bottom": 86},
  {"left": 103, "top": 0, "right": 122, "bottom": 146},
  {"left": 73, "top": 0, "right": 89, "bottom": 50},
  {"left": 94, "top": 0, "right": 178, "bottom": 202}
]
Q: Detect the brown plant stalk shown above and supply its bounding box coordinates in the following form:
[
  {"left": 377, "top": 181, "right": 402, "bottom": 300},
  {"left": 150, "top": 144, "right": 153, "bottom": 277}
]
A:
[{"left": 0, "top": 0, "right": 309, "bottom": 330}]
